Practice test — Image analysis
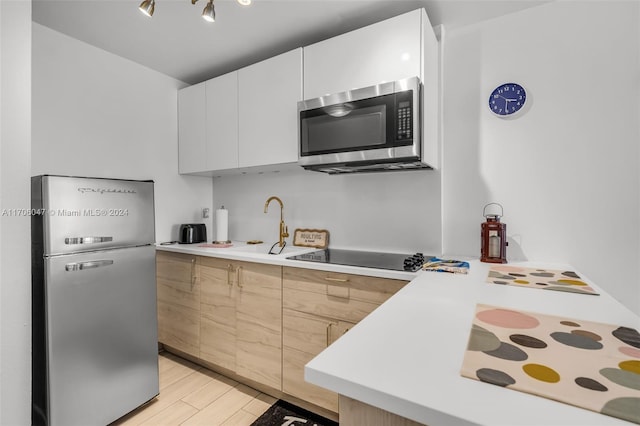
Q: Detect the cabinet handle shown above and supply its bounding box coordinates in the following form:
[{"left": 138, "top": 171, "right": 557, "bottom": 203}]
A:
[
  {"left": 324, "top": 277, "right": 349, "bottom": 283},
  {"left": 326, "top": 322, "right": 332, "bottom": 347},
  {"left": 227, "top": 264, "right": 234, "bottom": 286},
  {"left": 191, "top": 258, "right": 196, "bottom": 287},
  {"left": 236, "top": 266, "right": 243, "bottom": 288}
]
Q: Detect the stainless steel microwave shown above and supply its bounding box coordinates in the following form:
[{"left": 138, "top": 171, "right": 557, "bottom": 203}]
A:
[{"left": 297, "top": 76, "right": 428, "bottom": 174}]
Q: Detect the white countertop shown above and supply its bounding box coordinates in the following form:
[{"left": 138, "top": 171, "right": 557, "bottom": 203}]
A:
[
  {"left": 305, "top": 260, "right": 640, "bottom": 426},
  {"left": 155, "top": 242, "right": 419, "bottom": 281}
]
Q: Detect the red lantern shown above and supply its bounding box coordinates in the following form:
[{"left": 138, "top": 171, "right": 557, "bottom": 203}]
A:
[{"left": 481, "top": 203, "right": 508, "bottom": 263}]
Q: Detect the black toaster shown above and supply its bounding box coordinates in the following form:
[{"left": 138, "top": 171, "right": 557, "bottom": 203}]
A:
[{"left": 179, "top": 224, "right": 207, "bottom": 244}]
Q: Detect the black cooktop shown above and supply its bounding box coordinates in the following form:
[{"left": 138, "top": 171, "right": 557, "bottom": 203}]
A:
[{"left": 287, "top": 249, "right": 433, "bottom": 272}]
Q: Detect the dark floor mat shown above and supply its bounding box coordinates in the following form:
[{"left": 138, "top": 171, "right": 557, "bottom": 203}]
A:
[{"left": 250, "top": 399, "right": 338, "bottom": 426}]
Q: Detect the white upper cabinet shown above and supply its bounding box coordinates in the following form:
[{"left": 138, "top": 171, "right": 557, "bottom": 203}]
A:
[
  {"left": 305, "top": 9, "right": 440, "bottom": 169},
  {"left": 303, "top": 9, "right": 425, "bottom": 100},
  {"left": 420, "top": 10, "right": 439, "bottom": 170},
  {"left": 238, "top": 48, "right": 302, "bottom": 168},
  {"left": 178, "top": 82, "right": 207, "bottom": 174},
  {"left": 178, "top": 9, "right": 439, "bottom": 174},
  {"left": 178, "top": 72, "right": 239, "bottom": 174},
  {"left": 206, "top": 71, "right": 239, "bottom": 171}
]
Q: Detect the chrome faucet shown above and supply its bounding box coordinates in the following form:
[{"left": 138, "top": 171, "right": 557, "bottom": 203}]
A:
[{"left": 264, "top": 196, "right": 289, "bottom": 247}]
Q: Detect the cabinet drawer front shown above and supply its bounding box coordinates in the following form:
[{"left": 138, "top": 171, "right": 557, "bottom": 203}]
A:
[
  {"left": 283, "top": 346, "right": 338, "bottom": 413},
  {"left": 284, "top": 285, "right": 380, "bottom": 324},
  {"left": 283, "top": 267, "right": 407, "bottom": 305}
]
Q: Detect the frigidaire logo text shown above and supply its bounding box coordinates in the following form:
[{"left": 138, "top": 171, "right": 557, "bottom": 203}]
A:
[{"left": 77, "top": 187, "right": 137, "bottom": 195}]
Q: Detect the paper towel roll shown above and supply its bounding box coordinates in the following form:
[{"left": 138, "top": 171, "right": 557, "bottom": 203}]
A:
[{"left": 215, "top": 206, "right": 229, "bottom": 242}]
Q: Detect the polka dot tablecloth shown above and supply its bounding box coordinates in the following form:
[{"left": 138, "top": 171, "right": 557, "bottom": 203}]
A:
[
  {"left": 487, "top": 265, "right": 600, "bottom": 296},
  {"left": 461, "top": 304, "right": 640, "bottom": 424}
]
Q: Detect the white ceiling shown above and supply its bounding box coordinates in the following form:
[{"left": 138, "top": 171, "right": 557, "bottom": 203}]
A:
[{"left": 32, "top": 0, "right": 552, "bottom": 85}]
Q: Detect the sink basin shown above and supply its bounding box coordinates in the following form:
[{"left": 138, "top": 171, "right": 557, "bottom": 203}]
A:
[{"left": 228, "top": 243, "right": 314, "bottom": 256}]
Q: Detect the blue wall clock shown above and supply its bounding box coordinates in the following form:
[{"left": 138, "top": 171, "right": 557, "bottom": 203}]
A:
[{"left": 488, "top": 83, "right": 527, "bottom": 117}]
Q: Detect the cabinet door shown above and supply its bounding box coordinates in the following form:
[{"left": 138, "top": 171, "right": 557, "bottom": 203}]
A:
[
  {"left": 156, "top": 251, "right": 200, "bottom": 357},
  {"left": 199, "top": 256, "right": 237, "bottom": 371},
  {"left": 303, "top": 9, "right": 422, "bottom": 99},
  {"left": 238, "top": 48, "right": 302, "bottom": 168},
  {"left": 283, "top": 309, "right": 355, "bottom": 412},
  {"left": 206, "top": 71, "right": 239, "bottom": 171},
  {"left": 235, "top": 261, "right": 282, "bottom": 390},
  {"left": 282, "top": 267, "right": 407, "bottom": 413},
  {"left": 198, "top": 257, "right": 283, "bottom": 390},
  {"left": 178, "top": 82, "right": 207, "bottom": 174}
]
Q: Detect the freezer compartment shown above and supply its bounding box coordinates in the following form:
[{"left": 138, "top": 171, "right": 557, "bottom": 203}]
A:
[
  {"left": 32, "top": 175, "right": 155, "bottom": 255},
  {"left": 38, "top": 245, "right": 158, "bottom": 426}
]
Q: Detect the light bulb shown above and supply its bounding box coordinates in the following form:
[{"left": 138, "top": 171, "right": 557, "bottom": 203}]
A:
[{"left": 237, "top": 0, "right": 252, "bottom": 5}]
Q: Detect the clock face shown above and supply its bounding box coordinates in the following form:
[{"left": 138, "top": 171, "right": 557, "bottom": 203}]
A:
[{"left": 489, "top": 83, "right": 526, "bottom": 116}]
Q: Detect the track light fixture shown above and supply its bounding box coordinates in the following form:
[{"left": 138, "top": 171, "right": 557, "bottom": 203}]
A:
[
  {"left": 138, "top": 0, "right": 250, "bottom": 22},
  {"left": 138, "top": 0, "right": 155, "bottom": 17},
  {"left": 201, "top": 0, "right": 215, "bottom": 22}
]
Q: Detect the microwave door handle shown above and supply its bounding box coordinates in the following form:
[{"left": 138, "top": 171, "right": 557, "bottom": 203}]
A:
[{"left": 65, "top": 260, "right": 114, "bottom": 272}]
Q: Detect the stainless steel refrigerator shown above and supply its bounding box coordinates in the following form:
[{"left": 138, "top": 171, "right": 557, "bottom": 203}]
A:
[{"left": 31, "top": 175, "right": 159, "bottom": 426}]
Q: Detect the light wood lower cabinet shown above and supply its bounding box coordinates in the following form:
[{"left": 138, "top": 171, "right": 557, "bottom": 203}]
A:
[
  {"left": 156, "top": 251, "right": 200, "bottom": 358},
  {"left": 157, "top": 254, "right": 409, "bottom": 416},
  {"left": 198, "top": 257, "right": 236, "bottom": 371},
  {"left": 199, "top": 256, "right": 282, "bottom": 390},
  {"left": 283, "top": 309, "right": 355, "bottom": 412},
  {"left": 339, "top": 395, "right": 425, "bottom": 426},
  {"left": 282, "top": 267, "right": 408, "bottom": 413}
]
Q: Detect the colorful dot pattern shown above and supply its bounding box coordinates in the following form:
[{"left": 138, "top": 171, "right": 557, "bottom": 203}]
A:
[
  {"left": 487, "top": 265, "right": 600, "bottom": 296},
  {"left": 460, "top": 304, "right": 640, "bottom": 424}
]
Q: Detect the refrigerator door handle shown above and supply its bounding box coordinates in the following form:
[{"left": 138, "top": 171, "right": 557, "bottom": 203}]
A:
[
  {"left": 65, "top": 260, "right": 114, "bottom": 272},
  {"left": 65, "top": 236, "right": 114, "bottom": 245}
]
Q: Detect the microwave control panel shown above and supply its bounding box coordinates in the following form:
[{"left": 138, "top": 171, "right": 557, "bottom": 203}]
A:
[{"left": 396, "top": 100, "right": 412, "bottom": 141}]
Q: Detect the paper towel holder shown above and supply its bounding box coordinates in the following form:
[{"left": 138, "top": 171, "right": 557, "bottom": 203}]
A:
[{"left": 213, "top": 205, "right": 232, "bottom": 244}]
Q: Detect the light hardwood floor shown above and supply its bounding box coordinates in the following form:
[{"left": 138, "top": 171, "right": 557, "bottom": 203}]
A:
[{"left": 112, "top": 351, "right": 275, "bottom": 426}]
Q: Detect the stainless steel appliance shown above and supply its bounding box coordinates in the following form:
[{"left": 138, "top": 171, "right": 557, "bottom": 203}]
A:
[
  {"left": 287, "top": 249, "right": 431, "bottom": 272},
  {"left": 31, "top": 175, "right": 159, "bottom": 426},
  {"left": 298, "top": 76, "right": 428, "bottom": 174},
  {"left": 179, "top": 223, "right": 207, "bottom": 244}
]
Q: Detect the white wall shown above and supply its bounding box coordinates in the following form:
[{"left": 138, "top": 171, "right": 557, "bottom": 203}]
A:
[
  {"left": 0, "top": 1, "right": 32, "bottom": 424},
  {"left": 442, "top": 1, "right": 640, "bottom": 313},
  {"left": 210, "top": 1, "right": 640, "bottom": 314},
  {"left": 32, "top": 24, "right": 213, "bottom": 243},
  {"left": 211, "top": 168, "right": 442, "bottom": 255}
]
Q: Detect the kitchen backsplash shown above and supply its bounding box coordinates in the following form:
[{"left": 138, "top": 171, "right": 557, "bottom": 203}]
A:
[{"left": 211, "top": 168, "right": 442, "bottom": 255}]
